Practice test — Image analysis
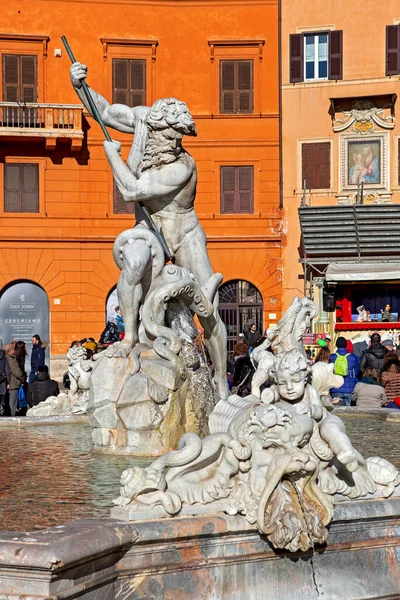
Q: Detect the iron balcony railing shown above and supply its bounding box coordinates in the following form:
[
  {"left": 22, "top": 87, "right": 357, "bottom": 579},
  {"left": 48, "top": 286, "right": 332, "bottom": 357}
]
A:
[{"left": 0, "top": 102, "right": 84, "bottom": 147}]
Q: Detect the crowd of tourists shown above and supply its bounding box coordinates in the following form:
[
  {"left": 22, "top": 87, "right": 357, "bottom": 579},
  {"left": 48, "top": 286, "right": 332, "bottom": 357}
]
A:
[
  {"left": 0, "top": 334, "right": 59, "bottom": 418},
  {"left": 226, "top": 322, "right": 400, "bottom": 410},
  {"left": 314, "top": 332, "right": 400, "bottom": 408}
]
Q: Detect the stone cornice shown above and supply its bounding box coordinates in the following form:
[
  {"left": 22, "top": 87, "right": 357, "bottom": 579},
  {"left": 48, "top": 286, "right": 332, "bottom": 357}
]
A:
[{"left": 0, "top": 33, "right": 50, "bottom": 57}]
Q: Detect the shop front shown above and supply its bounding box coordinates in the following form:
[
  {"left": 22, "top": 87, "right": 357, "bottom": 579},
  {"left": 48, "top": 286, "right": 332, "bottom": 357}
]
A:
[{"left": 299, "top": 204, "right": 400, "bottom": 345}]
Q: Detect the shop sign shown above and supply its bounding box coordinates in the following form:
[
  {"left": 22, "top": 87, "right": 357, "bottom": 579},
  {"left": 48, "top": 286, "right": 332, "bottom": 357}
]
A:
[{"left": 0, "top": 282, "right": 49, "bottom": 360}]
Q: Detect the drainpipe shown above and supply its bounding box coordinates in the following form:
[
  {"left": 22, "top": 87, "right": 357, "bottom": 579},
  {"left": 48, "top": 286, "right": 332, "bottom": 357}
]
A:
[{"left": 278, "top": 0, "right": 283, "bottom": 211}]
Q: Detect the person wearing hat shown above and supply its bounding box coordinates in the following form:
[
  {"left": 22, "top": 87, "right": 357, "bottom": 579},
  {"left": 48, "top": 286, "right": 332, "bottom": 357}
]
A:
[
  {"left": 324, "top": 334, "right": 331, "bottom": 348},
  {"left": 329, "top": 336, "right": 359, "bottom": 406}
]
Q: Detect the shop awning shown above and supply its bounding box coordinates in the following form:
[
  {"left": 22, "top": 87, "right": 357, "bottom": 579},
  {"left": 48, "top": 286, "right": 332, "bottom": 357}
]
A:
[{"left": 326, "top": 261, "right": 400, "bottom": 282}]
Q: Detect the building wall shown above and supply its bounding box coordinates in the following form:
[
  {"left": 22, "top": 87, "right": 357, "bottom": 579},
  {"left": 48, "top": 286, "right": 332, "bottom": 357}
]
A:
[
  {"left": 0, "top": 0, "right": 280, "bottom": 355},
  {"left": 282, "top": 0, "right": 400, "bottom": 310}
]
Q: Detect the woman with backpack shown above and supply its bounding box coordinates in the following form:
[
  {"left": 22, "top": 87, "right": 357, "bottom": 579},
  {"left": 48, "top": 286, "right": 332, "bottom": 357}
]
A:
[{"left": 329, "top": 336, "right": 359, "bottom": 406}]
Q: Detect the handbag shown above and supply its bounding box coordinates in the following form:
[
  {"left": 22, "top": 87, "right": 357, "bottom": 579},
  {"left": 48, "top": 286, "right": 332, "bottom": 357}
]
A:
[{"left": 17, "top": 384, "right": 27, "bottom": 409}]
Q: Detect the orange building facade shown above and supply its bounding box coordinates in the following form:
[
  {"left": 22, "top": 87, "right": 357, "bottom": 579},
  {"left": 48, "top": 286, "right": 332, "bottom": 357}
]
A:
[
  {"left": 0, "top": 0, "right": 281, "bottom": 367},
  {"left": 282, "top": 0, "right": 400, "bottom": 342}
]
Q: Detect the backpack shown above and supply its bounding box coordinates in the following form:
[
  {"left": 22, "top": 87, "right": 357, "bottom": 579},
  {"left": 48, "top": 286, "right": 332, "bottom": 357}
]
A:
[
  {"left": 334, "top": 352, "right": 349, "bottom": 377},
  {"left": 99, "top": 321, "right": 120, "bottom": 345}
]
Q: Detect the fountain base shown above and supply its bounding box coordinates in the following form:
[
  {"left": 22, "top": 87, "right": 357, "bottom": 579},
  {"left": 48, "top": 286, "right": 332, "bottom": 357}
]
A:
[{"left": 1, "top": 497, "right": 400, "bottom": 599}]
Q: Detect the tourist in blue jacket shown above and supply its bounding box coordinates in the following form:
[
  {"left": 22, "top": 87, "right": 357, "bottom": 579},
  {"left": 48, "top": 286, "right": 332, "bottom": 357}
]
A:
[
  {"left": 329, "top": 336, "right": 359, "bottom": 406},
  {"left": 29, "top": 334, "right": 46, "bottom": 383}
]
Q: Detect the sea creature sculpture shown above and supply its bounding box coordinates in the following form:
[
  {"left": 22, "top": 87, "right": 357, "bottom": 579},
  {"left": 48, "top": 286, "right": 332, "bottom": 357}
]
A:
[{"left": 113, "top": 297, "right": 400, "bottom": 551}]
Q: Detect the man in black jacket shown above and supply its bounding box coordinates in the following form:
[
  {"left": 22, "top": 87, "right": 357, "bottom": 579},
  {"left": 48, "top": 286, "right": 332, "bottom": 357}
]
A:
[
  {"left": 358, "top": 333, "right": 388, "bottom": 376},
  {"left": 27, "top": 365, "right": 59, "bottom": 407}
]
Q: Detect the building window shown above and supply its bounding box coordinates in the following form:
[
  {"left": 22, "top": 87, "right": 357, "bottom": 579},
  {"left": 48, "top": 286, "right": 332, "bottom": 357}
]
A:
[
  {"left": 220, "top": 60, "right": 253, "bottom": 114},
  {"left": 219, "top": 279, "right": 263, "bottom": 357},
  {"left": 290, "top": 31, "right": 342, "bottom": 83},
  {"left": 398, "top": 138, "right": 400, "bottom": 186},
  {"left": 301, "top": 142, "right": 330, "bottom": 190},
  {"left": 2, "top": 54, "right": 37, "bottom": 102},
  {"left": 112, "top": 58, "right": 146, "bottom": 106},
  {"left": 113, "top": 180, "right": 134, "bottom": 215},
  {"left": 386, "top": 25, "right": 400, "bottom": 76},
  {"left": 4, "top": 163, "right": 39, "bottom": 212},
  {"left": 304, "top": 34, "right": 328, "bottom": 80},
  {"left": 220, "top": 166, "right": 254, "bottom": 213}
]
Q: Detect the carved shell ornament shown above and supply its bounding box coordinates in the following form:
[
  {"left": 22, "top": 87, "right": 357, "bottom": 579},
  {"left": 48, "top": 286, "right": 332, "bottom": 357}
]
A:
[{"left": 333, "top": 105, "right": 395, "bottom": 133}]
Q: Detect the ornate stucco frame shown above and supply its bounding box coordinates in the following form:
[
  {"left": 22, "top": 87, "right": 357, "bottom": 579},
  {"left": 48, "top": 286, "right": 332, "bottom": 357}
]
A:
[{"left": 338, "top": 131, "right": 391, "bottom": 203}]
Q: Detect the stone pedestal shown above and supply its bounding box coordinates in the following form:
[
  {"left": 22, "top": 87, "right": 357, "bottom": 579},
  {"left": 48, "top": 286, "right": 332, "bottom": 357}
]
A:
[{"left": 88, "top": 321, "right": 215, "bottom": 456}]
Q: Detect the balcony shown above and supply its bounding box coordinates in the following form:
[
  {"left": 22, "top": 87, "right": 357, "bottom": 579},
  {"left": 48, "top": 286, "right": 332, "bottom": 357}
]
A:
[{"left": 0, "top": 102, "right": 84, "bottom": 150}]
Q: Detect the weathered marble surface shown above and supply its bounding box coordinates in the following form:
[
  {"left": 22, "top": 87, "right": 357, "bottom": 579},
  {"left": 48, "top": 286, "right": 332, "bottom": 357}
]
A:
[
  {"left": 26, "top": 391, "right": 86, "bottom": 417},
  {"left": 70, "top": 63, "right": 229, "bottom": 455},
  {"left": 1, "top": 498, "right": 400, "bottom": 599},
  {"left": 112, "top": 297, "right": 400, "bottom": 553}
]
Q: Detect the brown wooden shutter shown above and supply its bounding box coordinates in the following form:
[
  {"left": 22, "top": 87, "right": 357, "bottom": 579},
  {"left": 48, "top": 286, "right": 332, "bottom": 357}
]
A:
[
  {"left": 2, "top": 54, "right": 37, "bottom": 102},
  {"left": 302, "top": 143, "right": 330, "bottom": 189},
  {"left": 21, "top": 164, "right": 39, "bottom": 212},
  {"left": 4, "top": 164, "right": 38, "bottom": 213},
  {"left": 113, "top": 59, "right": 129, "bottom": 104},
  {"left": 316, "top": 143, "right": 330, "bottom": 189},
  {"left": 21, "top": 55, "right": 37, "bottom": 102},
  {"left": 221, "top": 166, "right": 254, "bottom": 213},
  {"left": 220, "top": 61, "right": 235, "bottom": 113},
  {"left": 398, "top": 139, "right": 400, "bottom": 186},
  {"left": 4, "top": 164, "right": 21, "bottom": 211},
  {"left": 220, "top": 167, "right": 236, "bottom": 213},
  {"left": 328, "top": 30, "right": 343, "bottom": 80},
  {"left": 386, "top": 25, "right": 400, "bottom": 76},
  {"left": 113, "top": 180, "right": 134, "bottom": 214},
  {"left": 237, "top": 61, "right": 253, "bottom": 113},
  {"left": 238, "top": 166, "right": 254, "bottom": 213},
  {"left": 302, "top": 144, "right": 316, "bottom": 190},
  {"left": 3, "top": 55, "right": 19, "bottom": 102},
  {"left": 130, "top": 59, "right": 146, "bottom": 107},
  {"left": 289, "top": 34, "right": 304, "bottom": 83}
]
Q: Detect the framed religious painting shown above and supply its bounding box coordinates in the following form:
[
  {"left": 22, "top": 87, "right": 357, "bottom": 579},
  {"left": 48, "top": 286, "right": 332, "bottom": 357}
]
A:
[{"left": 338, "top": 132, "right": 390, "bottom": 202}]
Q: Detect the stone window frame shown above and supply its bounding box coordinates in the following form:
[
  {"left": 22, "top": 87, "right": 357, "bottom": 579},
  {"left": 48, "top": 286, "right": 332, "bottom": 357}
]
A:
[
  {"left": 0, "top": 33, "right": 49, "bottom": 102},
  {"left": 0, "top": 156, "right": 45, "bottom": 216},
  {"left": 296, "top": 138, "right": 334, "bottom": 194},
  {"left": 208, "top": 40, "right": 265, "bottom": 116},
  {"left": 338, "top": 131, "right": 390, "bottom": 195},
  {"left": 215, "top": 159, "right": 260, "bottom": 216}
]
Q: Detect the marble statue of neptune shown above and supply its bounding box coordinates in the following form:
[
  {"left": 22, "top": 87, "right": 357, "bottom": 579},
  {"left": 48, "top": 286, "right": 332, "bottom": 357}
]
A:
[{"left": 70, "top": 63, "right": 228, "bottom": 399}]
